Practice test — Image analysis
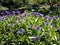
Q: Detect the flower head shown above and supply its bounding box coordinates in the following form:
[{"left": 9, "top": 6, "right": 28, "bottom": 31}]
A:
[
  {"left": 33, "top": 12, "right": 39, "bottom": 15},
  {"left": 12, "top": 10, "right": 15, "bottom": 15},
  {"left": 58, "top": 28, "right": 60, "bottom": 31},
  {"left": 28, "top": 25, "right": 32, "bottom": 29},
  {"left": 34, "top": 25, "right": 41, "bottom": 30},
  {"left": 5, "top": 10, "right": 11, "bottom": 15},
  {"left": 44, "top": 15, "right": 52, "bottom": 20},
  {"left": 0, "top": 16, "right": 3, "bottom": 20},
  {"left": 15, "top": 10, "right": 21, "bottom": 15},
  {"left": 17, "top": 29, "right": 25, "bottom": 35},
  {"left": 39, "top": 13, "right": 44, "bottom": 17},
  {"left": 34, "top": 36, "right": 40, "bottom": 40},
  {"left": 1, "top": 12, "right": 5, "bottom": 15},
  {"left": 21, "top": 14, "right": 25, "bottom": 18},
  {"left": 53, "top": 16, "right": 58, "bottom": 19},
  {"left": 0, "top": 16, "right": 2, "bottom": 18},
  {"left": 33, "top": 12, "right": 40, "bottom": 16},
  {"left": 44, "top": 22, "right": 49, "bottom": 26}
]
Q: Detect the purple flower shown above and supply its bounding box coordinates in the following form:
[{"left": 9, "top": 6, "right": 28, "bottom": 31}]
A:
[
  {"left": 34, "top": 25, "right": 41, "bottom": 30},
  {"left": 1, "top": 12, "right": 5, "bottom": 15},
  {"left": 58, "top": 28, "right": 60, "bottom": 30},
  {"left": 15, "top": 10, "right": 21, "bottom": 15},
  {"left": 33, "top": 12, "right": 40, "bottom": 16},
  {"left": 44, "top": 15, "right": 50, "bottom": 18},
  {"left": 12, "top": 10, "right": 15, "bottom": 15},
  {"left": 44, "top": 22, "right": 49, "bottom": 25},
  {"left": 53, "top": 16, "right": 58, "bottom": 19},
  {"left": 44, "top": 15, "right": 52, "bottom": 20},
  {"left": 17, "top": 29, "right": 25, "bottom": 35},
  {"left": 33, "top": 12, "right": 39, "bottom": 15},
  {"left": 34, "top": 36, "right": 40, "bottom": 40},
  {"left": 5, "top": 10, "right": 10, "bottom": 14},
  {"left": 21, "top": 14, "right": 25, "bottom": 18},
  {"left": 5, "top": 10, "right": 12, "bottom": 15},
  {"left": 28, "top": 25, "right": 32, "bottom": 29},
  {"left": 39, "top": 13, "right": 44, "bottom": 17},
  {"left": 0, "top": 16, "right": 2, "bottom": 18},
  {"left": 0, "top": 16, "right": 3, "bottom": 20}
]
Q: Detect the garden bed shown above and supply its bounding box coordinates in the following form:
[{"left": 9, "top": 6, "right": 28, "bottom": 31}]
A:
[{"left": 0, "top": 11, "right": 60, "bottom": 45}]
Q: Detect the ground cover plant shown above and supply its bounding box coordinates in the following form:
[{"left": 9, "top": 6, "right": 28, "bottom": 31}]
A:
[
  {"left": 0, "top": 11, "right": 60, "bottom": 45},
  {"left": 0, "top": 0, "right": 60, "bottom": 45}
]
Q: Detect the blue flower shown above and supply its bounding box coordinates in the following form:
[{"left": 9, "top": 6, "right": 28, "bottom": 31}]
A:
[
  {"left": 58, "top": 28, "right": 60, "bottom": 30},
  {"left": 33, "top": 12, "right": 39, "bottom": 16},
  {"left": 53, "top": 16, "right": 58, "bottom": 19},
  {"left": 44, "top": 22, "right": 49, "bottom": 26},
  {"left": 5, "top": 10, "right": 12, "bottom": 15},
  {"left": 0, "top": 16, "right": 1, "bottom": 17},
  {"left": 28, "top": 25, "right": 32, "bottom": 29},
  {"left": 33, "top": 12, "right": 39, "bottom": 15},
  {"left": 12, "top": 10, "right": 15, "bottom": 15},
  {"left": 44, "top": 15, "right": 52, "bottom": 20},
  {"left": 15, "top": 10, "right": 21, "bottom": 15},
  {"left": 0, "top": 16, "right": 3, "bottom": 20},
  {"left": 21, "top": 14, "right": 25, "bottom": 18},
  {"left": 34, "top": 36, "right": 40, "bottom": 40},
  {"left": 33, "top": 12, "right": 44, "bottom": 17},
  {"left": 17, "top": 29, "right": 25, "bottom": 35},
  {"left": 1, "top": 12, "right": 5, "bottom": 15},
  {"left": 34, "top": 25, "right": 41, "bottom": 30},
  {"left": 39, "top": 13, "right": 44, "bottom": 17}
]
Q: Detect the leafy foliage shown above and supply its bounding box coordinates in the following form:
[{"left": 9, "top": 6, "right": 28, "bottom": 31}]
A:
[
  {"left": 0, "top": 0, "right": 60, "bottom": 45},
  {"left": 0, "top": 12, "right": 60, "bottom": 45}
]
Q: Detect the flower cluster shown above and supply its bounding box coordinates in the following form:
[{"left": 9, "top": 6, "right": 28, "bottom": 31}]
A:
[
  {"left": 0, "top": 9, "right": 25, "bottom": 16},
  {"left": 33, "top": 12, "right": 44, "bottom": 17},
  {"left": 17, "top": 29, "right": 25, "bottom": 35},
  {"left": 0, "top": 11, "right": 60, "bottom": 45}
]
